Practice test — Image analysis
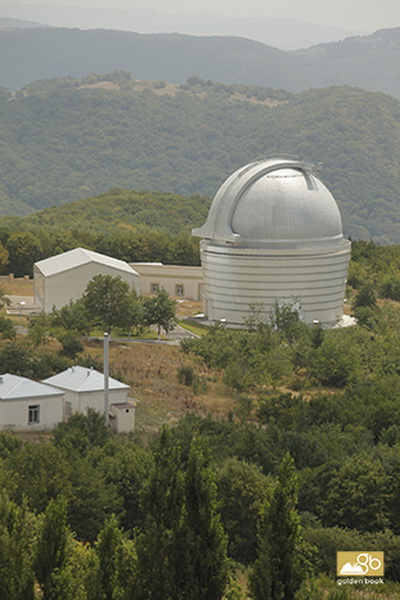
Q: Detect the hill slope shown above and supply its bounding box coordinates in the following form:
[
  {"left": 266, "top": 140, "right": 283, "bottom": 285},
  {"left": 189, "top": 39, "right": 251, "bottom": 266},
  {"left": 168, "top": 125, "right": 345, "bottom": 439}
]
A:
[
  {"left": 0, "top": 26, "right": 399, "bottom": 98},
  {"left": 18, "top": 188, "right": 211, "bottom": 236},
  {"left": 0, "top": 76, "right": 399, "bottom": 243}
]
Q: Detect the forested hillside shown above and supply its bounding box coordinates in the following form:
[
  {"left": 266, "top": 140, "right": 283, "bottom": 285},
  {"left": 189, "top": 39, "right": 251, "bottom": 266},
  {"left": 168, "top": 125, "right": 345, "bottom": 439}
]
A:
[
  {"left": 19, "top": 188, "right": 211, "bottom": 236},
  {"left": 0, "top": 74, "right": 400, "bottom": 242},
  {"left": 0, "top": 26, "right": 400, "bottom": 98},
  {"left": 2, "top": 242, "right": 400, "bottom": 597}
]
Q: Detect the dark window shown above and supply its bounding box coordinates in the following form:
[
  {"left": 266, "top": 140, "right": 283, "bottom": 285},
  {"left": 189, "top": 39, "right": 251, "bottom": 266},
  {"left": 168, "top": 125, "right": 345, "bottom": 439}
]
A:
[{"left": 28, "top": 405, "right": 40, "bottom": 425}]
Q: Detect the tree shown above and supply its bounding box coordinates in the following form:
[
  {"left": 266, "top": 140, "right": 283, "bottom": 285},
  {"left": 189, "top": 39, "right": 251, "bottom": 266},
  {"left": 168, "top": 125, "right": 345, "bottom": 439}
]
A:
[
  {"left": 0, "top": 244, "right": 9, "bottom": 273},
  {"left": 54, "top": 329, "right": 84, "bottom": 359},
  {"left": 0, "top": 341, "right": 33, "bottom": 377},
  {"left": 310, "top": 332, "right": 361, "bottom": 387},
  {"left": 177, "top": 438, "right": 228, "bottom": 600},
  {"left": 115, "top": 289, "right": 145, "bottom": 337},
  {"left": 136, "top": 430, "right": 228, "bottom": 600},
  {"left": 54, "top": 409, "right": 111, "bottom": 456},
  {"left": 249, "top": 453, "right": 307, "bottom": 600},
  {"left": 216, "top": 458, "right": 272, "bottom": 564},
  {"left": 94, "top": 515, "right": 123, "bottom": 600},
  {"left": 0, "top": 492, "right": 37, "bottom": 600},
  {"left": 6, "top": 231, "right": 43, "bottom": 277},
  {"left": 0, "top": 315, "right": 16, "bottom": 340},
  {"left": 34, "top": 496, "right": 69, "bottom": 600},
  {"left": 82, "top": 274, "right": 134, "bottom": 332},
  {"left": 319, "top": 455, "right": 389, "bottom": 532},
  {"left": 27, "top": 312, "right": 53, "bottom": 347},
  {"left": 50, "top": 300, "right": 93, "bottom": 337},
  {"left": 0, "top": 285, "right": 10, "bottom": 309},
  {"left": 143, "top": 288, "right": 177, "bottom": 338},
  {"left": 135, "top": 427, "right": 185, "bottom": 600},
  {"left": 352, "top": 283, "right": 377, "bottom": 309}
]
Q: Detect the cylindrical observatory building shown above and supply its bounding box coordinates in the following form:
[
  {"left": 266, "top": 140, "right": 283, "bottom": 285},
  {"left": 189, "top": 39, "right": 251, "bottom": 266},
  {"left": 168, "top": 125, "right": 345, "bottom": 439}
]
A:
[{"left": 192, "top": 158, "right": 351, "bottom": 327}]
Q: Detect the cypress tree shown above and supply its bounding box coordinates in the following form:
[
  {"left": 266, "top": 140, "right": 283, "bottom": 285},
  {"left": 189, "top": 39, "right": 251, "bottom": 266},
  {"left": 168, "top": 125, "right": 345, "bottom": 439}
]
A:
[
  {"left": 95, "top": 515, "right": 123, "bottom": 600},
  {"left": 177, "top": 438, "right": 228, "bottom": 600},
  {"left": 250, "top": 453, "right": 306, "bottom": 600},
  {"left": 135, "top": 426, "right": 185, "bottom": 600},
  {"left": 0, "top": 493, "right": 36, "bottom": 600},
  {"left": 34, "top": 496, "right": 69, "bottom": 600}
]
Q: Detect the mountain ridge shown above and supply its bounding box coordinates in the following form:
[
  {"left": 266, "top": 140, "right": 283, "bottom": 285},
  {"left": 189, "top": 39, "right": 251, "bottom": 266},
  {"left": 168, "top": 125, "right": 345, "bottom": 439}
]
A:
[
  {"left": 0, "top": 26, "right": 399, "bottom": 98},
  {"left": 0, "top": 75, "right": 399, "bottom": 243}
]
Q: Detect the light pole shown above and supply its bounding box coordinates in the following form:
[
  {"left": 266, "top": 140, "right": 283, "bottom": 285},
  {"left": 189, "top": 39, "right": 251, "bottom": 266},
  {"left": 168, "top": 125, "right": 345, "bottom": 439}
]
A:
[{"left": 18, "top": 301, "right": 26, "bottom": 325}]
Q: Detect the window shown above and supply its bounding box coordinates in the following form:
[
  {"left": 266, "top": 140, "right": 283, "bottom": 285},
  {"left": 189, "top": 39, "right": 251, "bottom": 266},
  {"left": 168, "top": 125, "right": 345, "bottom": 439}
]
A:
[
  {"left": 28, "top": 405, "right": 40, "bottom": 425},
  {"left": 175, "top": 284, "right": 184, "bottom": 297},
  {"left": 65, "top": 401, "right": 72, "bottom": 417},
  {"left": 151, "top": 283, "right": 159, "bottom": 294}
]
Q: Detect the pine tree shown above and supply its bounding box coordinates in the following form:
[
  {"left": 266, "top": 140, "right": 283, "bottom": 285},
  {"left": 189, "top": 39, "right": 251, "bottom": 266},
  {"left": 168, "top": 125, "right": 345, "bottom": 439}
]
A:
[{"left": 249, "top": 453, "right": 306, "bottom": 600}]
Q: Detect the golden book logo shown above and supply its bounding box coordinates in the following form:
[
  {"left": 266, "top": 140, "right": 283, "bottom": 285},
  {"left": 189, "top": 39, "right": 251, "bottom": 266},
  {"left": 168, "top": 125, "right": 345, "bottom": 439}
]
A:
[{"left": 337, "top": 552, "right": 384, "bottom": 577}]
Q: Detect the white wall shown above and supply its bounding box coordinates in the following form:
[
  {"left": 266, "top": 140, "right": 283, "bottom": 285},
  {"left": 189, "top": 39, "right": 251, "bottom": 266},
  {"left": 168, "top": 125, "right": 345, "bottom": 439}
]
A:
[
  {"left": 58, "top": 388, "right": 129, "bottom": 420},
  {"left": 76, "top": 389, "right": 129, "bottom": 416},
  {"left": 201, "top": 240, "right": 351, "bottom": 326},
  {"left": 131, "top": 263, "right": 203, "bottom": 300},
  {"left": 109, "top": 402, "right": 136, "bottom": 433},
  {"left": 38, "top": 263, "right": 140, "bottom": 312},
  {"left": 0, "top": 394, "right": 64, "bottom": 430}
]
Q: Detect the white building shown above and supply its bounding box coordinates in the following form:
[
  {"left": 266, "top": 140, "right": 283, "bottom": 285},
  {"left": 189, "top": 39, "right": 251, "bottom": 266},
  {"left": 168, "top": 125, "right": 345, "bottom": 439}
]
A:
[
  {"left": 43, "top": 366, "right": 136, "bottom": 433},
  {"left": 0, "top": 373, "right": 64, "bottom": 430},
  {"left": 192, "top": 157, "right": 351, "bottom": 327},
  {"left": 34, "top": 247, "right": 141, "bottom": 312},
  {"left": 131, "top": 262, "right": 203, "bottom": 300}
]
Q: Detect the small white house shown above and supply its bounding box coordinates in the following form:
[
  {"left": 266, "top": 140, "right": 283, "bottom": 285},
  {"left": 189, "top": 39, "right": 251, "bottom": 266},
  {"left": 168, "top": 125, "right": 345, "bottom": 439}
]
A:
[
  {"left": 42, "top": 366, "right": 136, "bottom": 433},
  {"left": 0, "top": 373, "right": 64, "bottom": 431},
  {"left": 34, "top": 247, "right": 141, "bottom": 312}
]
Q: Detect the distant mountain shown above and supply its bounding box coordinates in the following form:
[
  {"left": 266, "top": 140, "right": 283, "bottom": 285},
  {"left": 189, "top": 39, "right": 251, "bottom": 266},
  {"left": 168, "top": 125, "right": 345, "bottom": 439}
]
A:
[
  {"left": 0, "top": 16, "right": 43, "bottom": 29},
  {"left": 0, "top": 2, "right": 364, "bottom": 50},
  {"left": 295, "top": 28, "right": 400, "bottom": 97},
  {"left": 0, "top": 27, "right": 310, "bottom": 93},
  {"left": 0, "top": 26, "right": 399, "bottom": 99},
  {"left": 0, "top": 74, "right": 399, "bottom": 243}
]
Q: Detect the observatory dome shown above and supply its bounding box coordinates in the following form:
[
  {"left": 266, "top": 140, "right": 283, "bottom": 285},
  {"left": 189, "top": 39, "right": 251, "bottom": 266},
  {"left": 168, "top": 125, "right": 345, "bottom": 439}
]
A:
[
  {"left": 193, "top": 158, "right": 344, "bottom": 249},
  {"left": 193, "top": 158, "right": 351, "bottom": 326}
]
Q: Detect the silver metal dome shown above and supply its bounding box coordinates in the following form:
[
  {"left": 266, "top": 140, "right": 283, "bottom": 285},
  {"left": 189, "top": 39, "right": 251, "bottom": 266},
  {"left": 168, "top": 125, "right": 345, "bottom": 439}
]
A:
[
  {"left": 192, "top": 157, "right": 351, "bottom": 327},
  {"left": 193, "top": 158, "right": 344, "bottom": 249}
]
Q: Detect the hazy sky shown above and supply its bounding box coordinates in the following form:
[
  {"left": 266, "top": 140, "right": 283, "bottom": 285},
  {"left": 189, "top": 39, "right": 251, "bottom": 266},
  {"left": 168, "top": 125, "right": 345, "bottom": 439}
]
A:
[{"left": 16, "top": 0, "right": 400, "bottom": 32}]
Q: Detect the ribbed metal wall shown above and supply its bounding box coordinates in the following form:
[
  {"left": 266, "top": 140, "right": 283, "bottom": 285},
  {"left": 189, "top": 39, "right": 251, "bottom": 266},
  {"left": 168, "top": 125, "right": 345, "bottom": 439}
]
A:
[{"left": 201, "top": 240, "right": 351, "bottom": 326}]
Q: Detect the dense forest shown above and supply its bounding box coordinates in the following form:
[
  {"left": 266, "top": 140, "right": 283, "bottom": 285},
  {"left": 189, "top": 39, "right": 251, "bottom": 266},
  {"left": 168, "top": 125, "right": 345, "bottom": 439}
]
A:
[
  {"left": 0, "top": 74, "right": 400, "bottom": 242},
  {"left": 1, "top": 242, "right": 400, "bottom": 597},
  {"left": 0, "top": 26, "right": 399, "bottom": 98}
]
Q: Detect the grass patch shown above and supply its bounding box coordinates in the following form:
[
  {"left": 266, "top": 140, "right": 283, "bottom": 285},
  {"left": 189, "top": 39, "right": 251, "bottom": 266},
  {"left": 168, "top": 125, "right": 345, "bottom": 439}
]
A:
[
  {"left": 177, "top": 319, "right": 209, "bottom": 337},
  {"left": 90, "top": 328, "right": 163, "bottom": 341}
]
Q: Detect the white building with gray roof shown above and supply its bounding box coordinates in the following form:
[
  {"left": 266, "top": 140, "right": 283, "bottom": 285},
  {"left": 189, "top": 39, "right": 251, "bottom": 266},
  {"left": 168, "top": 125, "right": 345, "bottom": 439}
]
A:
[
  {"left": 0, "top": 373, "right": 64, "bottom": 430},
  {"left": 43, "top": 366, "right": 136, "bottom": 433},
  {"left": 34, "top": 247, "right": 140, "bottom": 312}
]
